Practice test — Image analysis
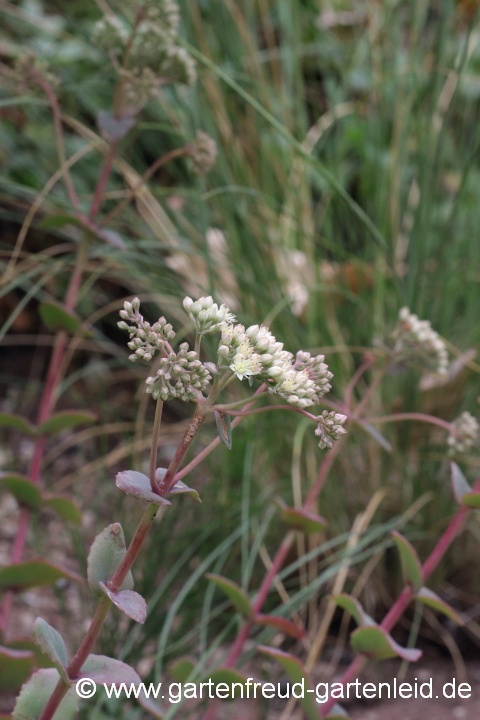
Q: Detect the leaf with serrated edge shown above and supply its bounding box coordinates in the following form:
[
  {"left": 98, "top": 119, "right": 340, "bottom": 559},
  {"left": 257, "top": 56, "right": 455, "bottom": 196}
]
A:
[
  {"left": 87, "top": 523, "right": 133, "bottom": 597},
  {"left": 0, "top": 413, "right": 35, "bottom": 435},
  {"left": 33, "top": 618, "right": 70, "bottom": 685},
  {"left": 38, "top": 411, "right": 96, "bottom": 437},
  {"left": 330, "top": 594, "right": 366, "bottom": 627},
  {"left": 451, "top": 462, "right": 472, "bottom": 504},
  {"left": 167, "top": 478, "right": 201, "bottom": 503},
  {"left": 276, "top": 498, "right": 327, "bottom": 533},
  {"left": 351, "top": 625, "right": 422, "bottom": 662},
  {"left": 169, "top": 657, "right": 195, "bottom": 683},
  {"left": 415, "top": 588, "right": 464, "bottom": 625},
  {"left": 258, "top": 647, "right": 319, "bottom": 720},
  {"left": 116, "top": 470, "right": 171, "bottom": 506},
  {"left": 255, "top": 614, "right": 304, "bottom": 639},
  {"left": 0, "top": 475, "right": 42, "bottom": 510},
  {"left": 42, "top": 495, "right": 82, "bottom": 525},
  {"left": 99, "top": 582, "right": 147, "bottom": 624},
  {"left": 13, "top": 668, "right": 78, "bottom": 720},
  {"left": 0, "top": 646, "right": 34, "bottom": 693},
  {"left": 76, "top": 655, "right": 140, "bottom": 686},
  {"left": 0, "top": 560, "right": 85, "bottom": 592},
  {"left": 392, "top": 531, "right": 423, "bottom": 591},
  {"left": 206, "top": 574, "right": 253, "bottom": 618}
]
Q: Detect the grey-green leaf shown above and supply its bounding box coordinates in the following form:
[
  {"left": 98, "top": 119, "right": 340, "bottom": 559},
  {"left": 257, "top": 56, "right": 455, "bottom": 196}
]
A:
[
  {"left": 87, "top": 523, "right": 133, "bottom": 597},
  {"left": 33, "top": 618, "right": 70, "bottom": 685},
  {"left": 99, "top": 582, "right": 147, "bottom": 624},
  {"left": 13, "top": 668, "right": 78, "bottom": 720}
]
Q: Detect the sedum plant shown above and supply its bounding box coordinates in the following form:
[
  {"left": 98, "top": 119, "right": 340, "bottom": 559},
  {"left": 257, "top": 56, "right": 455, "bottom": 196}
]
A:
[
  {"left": 1, "top": 3, "right": 479, "bottom": 719},
  {"left": 5, "top": 293, "right": 479, "bottom": 720}
]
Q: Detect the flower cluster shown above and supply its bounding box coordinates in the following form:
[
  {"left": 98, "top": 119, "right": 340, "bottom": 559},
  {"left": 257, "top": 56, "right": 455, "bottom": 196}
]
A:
[
  {"left": 190, "top": 131, "right": 218, "bottom": 175},
  {"left": 315, "top": 411, "right": 348, "bottom": 450},
  {"left": 92, "top": 0, "right": 196, "bottom": 108},
  {"left": 118, "top": 298, "right": 175, "bottom": 362},
  {"left": 447, "top": 411, "right": 478, "bottom": 456},
  {"left": 119, "top": 295, "right": 338, "bottom": 425},
  {"left": 143, "top": 0, "right": 180, "bottom": 31},
  {"left": 92, "top": 15, "right": 128, "bottom": 55},
  {"left": 215, "top": 322, "right": 334, "bottom": 409},
  {"left": 183, "top": 296, "right": 235, "bottom": 335},
  {"left": 146, "top": 343, "right": 211, "bottom": 402},
  {"left": 393, "top": 307, "right": 448, "bottom": 375}
]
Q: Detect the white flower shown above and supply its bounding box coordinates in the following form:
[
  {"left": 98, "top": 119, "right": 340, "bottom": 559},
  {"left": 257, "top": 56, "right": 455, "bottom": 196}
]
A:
[
  {"left": 448, "top": 411, "right": 478, "bottom": 457},
  {"left": 393, "top": 307, "right": 448, "bottom": 375}
]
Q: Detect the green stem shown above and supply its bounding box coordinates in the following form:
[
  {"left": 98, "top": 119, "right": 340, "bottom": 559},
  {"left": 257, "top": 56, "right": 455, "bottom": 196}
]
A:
[{"left": 195, "top": 333, "right": 202, "bottom": 358}]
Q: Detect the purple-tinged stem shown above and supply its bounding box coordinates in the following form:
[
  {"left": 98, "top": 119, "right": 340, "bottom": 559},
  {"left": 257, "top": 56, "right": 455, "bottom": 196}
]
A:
[
  {"left": 319, "top": 486, "right": 476, "bottom": 716},
  {"left": 344, "top": 356, "right": 375, "bottom": 409},
  {"left": 218, "top": 404, "right": 317, "bottom": 422},
  {"left": 365, "top": 412, "right": 452, "bottom": 432}
]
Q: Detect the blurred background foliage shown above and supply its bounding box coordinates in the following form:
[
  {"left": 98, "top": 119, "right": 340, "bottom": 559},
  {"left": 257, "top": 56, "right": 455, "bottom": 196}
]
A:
[{"left": 1, "top": 0, "right": 480, "bottom": 717}]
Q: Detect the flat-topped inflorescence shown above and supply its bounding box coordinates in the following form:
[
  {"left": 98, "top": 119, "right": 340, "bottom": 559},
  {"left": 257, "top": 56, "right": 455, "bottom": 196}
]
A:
[
  {"left": 393, "top": 307, "right": 449, "bottom": 375},
  {"left": 448, "top": 411, "right": 478, "bottom": 457}
]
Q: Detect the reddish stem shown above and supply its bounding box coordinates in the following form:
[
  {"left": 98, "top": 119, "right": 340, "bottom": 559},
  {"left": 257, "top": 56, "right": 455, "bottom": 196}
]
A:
[
  {"left": 202, "top": 363, "right": 390, "bottom": 718},
  {"left": 33, "top": 72, "right": 79, "bottom": 211},
  {"left": 344, "top": 356, "right": 374, "bottom": 409},
  {"left": 319, "top": 491, "right": 474, "bottom": 716},
  {"left": 365, "top": 412, "right": 452, "bottom": 432},
  {"left": 219, "top": 404, "right": 317, "bottom": 422},
  {"left": 1, "top": 235, "right": 90, "bottom": 636},
  {"left": 89, "top": 144, "right": 117, "bottom": 220}
]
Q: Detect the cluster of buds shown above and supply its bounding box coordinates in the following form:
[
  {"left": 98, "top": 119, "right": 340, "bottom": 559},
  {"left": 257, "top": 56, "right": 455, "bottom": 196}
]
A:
[
  {"left": 295, "top": 351, "right": 333, "bottom": 396},
  {"left": 143, "top": 0, "right": 180, "bottom": 31},
  {"left": 118, "top": 298, "right": 175, "bottom": 362},
  {"left": 190, "top": 131, "right": 218, "bottom": 175},
  {"left": 447, "top": 411, "right": 479, "bottom": 456},
  {"left": 393, "top": 307, "right": 449, "bottom": 375},
  {"left": 315, "top": 411, "right": 348, "bottom": 450},
  {"left": 183, "top": 296, "right": 235, "bottom": 336},
  {"left": 92, "top": 15, "right": 128, "bottom": 55},
  {"left": 92, "top": 0, "right": 196, "bottom": 108},
  {"left": 146, "top": 343, "right": 211, "bottom": 402}
]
